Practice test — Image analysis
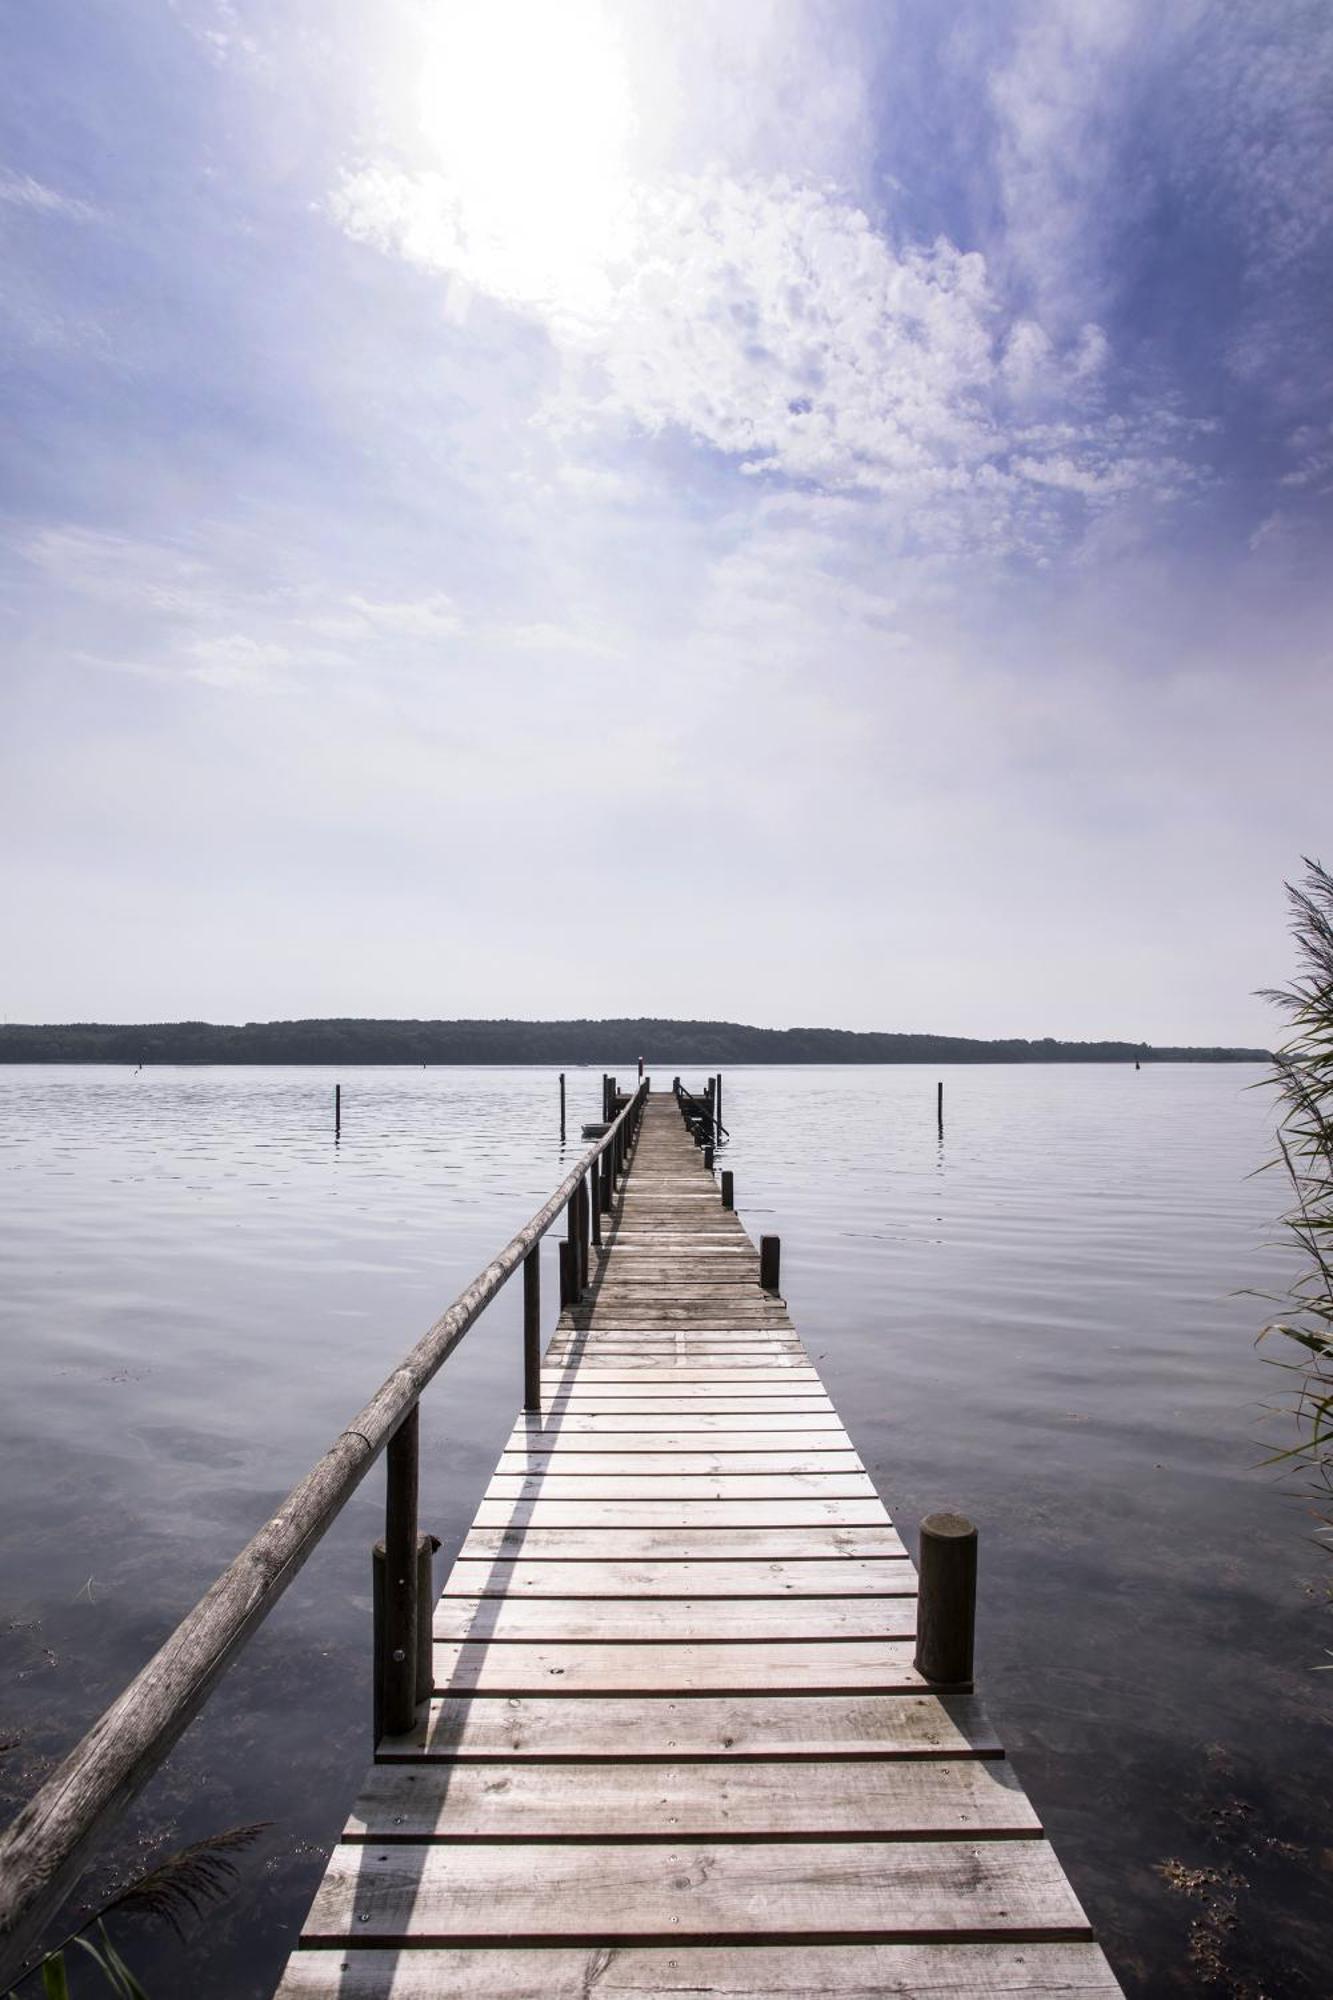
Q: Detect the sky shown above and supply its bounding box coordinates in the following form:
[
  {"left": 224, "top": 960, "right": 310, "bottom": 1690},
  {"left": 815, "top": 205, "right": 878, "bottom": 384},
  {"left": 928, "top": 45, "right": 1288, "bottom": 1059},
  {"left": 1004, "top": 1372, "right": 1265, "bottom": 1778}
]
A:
[{"left": 2, "top": 0, "right": 1330, "bottom": 1044}]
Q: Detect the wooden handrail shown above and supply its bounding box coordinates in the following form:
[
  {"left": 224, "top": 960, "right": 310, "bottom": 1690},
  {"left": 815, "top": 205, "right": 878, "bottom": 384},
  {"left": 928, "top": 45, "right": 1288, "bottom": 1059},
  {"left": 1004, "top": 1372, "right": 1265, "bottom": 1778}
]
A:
[{"left": 0, "top": 1079, "right": 650, "bottom": 1987}]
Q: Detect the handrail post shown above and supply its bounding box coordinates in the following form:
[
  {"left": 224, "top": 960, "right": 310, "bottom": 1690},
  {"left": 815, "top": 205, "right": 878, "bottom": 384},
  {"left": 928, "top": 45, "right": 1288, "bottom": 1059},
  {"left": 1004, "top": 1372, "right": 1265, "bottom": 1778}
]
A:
[
  {"left": 558, "top": 1236, "right": 574, "bottom": 1308},
  {"left": 523, "top": 1245, "right": 541, "bottom": 1411},
  {"left": 380, "top": 1403, "right": 420, "bottom": 1738},
  {"left": 566, "top": 1185, "right": 581, "bottom": 1302},
  {"left": 590, "top": 1165, "right": 602, "bottom": 1248},
  {"left": 580, "top": 1171, "right": 592, "bottom": 1283}
]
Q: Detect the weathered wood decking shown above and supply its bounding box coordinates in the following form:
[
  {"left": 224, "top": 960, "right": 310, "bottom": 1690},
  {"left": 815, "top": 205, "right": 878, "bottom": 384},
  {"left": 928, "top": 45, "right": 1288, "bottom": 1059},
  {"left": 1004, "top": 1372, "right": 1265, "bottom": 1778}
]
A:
[{"left": 277, "top": 1091, "right": 1121, "bottom": 1996}]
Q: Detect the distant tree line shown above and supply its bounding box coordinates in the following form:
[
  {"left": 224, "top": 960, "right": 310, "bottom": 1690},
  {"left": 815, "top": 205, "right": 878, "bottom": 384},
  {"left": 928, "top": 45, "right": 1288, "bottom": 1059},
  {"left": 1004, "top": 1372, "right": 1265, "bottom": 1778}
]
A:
[{"left": 0, "top": 1017, "right": 1271, "bottom": 1064}]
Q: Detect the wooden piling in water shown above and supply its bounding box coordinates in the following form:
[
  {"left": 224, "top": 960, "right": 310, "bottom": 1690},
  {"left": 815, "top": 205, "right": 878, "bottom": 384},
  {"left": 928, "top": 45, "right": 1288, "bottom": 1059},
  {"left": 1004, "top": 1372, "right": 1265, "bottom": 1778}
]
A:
[{"left": 915, "top": 1512, "right": 977, "bottom": 1687}]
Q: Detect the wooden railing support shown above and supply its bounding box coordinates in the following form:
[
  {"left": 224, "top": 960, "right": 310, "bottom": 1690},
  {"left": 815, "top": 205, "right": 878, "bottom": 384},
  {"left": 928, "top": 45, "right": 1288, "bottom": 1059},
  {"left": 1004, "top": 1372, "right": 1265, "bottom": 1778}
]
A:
[
  {"left": 914, "top": 1512, "right": 977, "bottom": 1688},
  {"left": 721, "top": 1169, "right": 734, "bottom": 1209},
  {"left": 590, "top": 1167, "right": 602, "bottom": 1248},
  {"left": 558, "top": 1237, "right": 574, "bottom": 1308},
  {"left": 523, "top": 1246, "right": 541, "bottom": 1411},
  {"left": 759, "top": 1234, "right": 781, "bottom": 1293},
  {"left": 566, "top": 1185, "right": 581, "bottom": 1302},
  {"left": 380, "top": 1404, "right": 420, "bottom": 1737}
]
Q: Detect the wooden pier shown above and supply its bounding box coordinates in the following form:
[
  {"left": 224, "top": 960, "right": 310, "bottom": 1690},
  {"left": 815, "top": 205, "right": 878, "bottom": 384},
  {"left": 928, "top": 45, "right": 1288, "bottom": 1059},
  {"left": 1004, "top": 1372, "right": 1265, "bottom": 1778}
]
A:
[{"left": 276, "top": 1091, "right": 1121, "bottom": 1996}]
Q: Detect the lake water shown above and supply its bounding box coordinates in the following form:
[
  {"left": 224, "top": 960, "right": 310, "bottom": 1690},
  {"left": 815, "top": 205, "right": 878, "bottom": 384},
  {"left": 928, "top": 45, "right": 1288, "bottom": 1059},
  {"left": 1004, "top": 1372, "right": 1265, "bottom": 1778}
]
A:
[{"left": 0, "top": 1063, "right": 1327, "bottom": 1997}]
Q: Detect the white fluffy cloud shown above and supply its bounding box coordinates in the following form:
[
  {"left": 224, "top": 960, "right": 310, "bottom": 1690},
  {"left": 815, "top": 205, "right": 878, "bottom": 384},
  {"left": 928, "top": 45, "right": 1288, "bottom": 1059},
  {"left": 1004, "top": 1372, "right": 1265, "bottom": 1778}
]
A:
[{"left": 335, "top": 161, "right": 1193, "bottom": 560}]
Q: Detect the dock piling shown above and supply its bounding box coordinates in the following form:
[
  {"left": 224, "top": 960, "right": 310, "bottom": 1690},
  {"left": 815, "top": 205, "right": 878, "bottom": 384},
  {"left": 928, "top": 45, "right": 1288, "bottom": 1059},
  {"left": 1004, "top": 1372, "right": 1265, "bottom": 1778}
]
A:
[
  {"left": 759, "top": 1233, "right": 781, "bottom": 1294},
  {"left": 379, "top": 1404, "right": 420, "bottom": 1737},
  {"left": 334, "top": 1083, "right": 341, "bottom": 1140},
  {"left": 914, "top": 1511, "right": 978, "bottom": 1687},
  {"left": 721, "top": 1168, "right": 734, "bottom": 1209},
  {"left": 559, "top": 1072, "right": 566, "bottom": 1142},
  {"left": 937, "top": 1080, "right": 944, "bottom": 1137},
  {"left": 522, "top": 1247, "right": 541, "bottom": 1412}
]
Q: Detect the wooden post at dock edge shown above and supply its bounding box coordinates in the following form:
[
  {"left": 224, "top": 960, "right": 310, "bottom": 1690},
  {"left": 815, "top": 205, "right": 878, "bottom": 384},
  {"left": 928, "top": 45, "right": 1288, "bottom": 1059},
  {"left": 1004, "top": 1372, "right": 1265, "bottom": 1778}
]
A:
[
  {"left": 914, "top": 1511, "right": 977, "bottom": 1687},
  {"left": 715, "top": 1072, "right": 723, "bottom": 1130},
  {"left": 335, "top": 1083, "right": 341, "bottom": 1140},
  {"left": 703, "top": 1142, "right": 714, "bottom": 1171},
  {"left": 759, "top": 1233, "right": 781, "bottom": 1294},
  {"left": 558, "top": 1237, "right": 574, "bottom": 1309},
  {"left": 379, "top": 1404, "right": 420, "bottom": 1738},
  {"left": 721, "top": 1169, "right": 734, "bottom": 1209},
  {"left": 523, "top": 1245, "right": 541, "bottom": 1412},
  {"left": 559, "top": 1072, "right": 566, "bottom": 1142},
  {"left": 937, "top": 1080, "right": 943, "bottom": 1136}
]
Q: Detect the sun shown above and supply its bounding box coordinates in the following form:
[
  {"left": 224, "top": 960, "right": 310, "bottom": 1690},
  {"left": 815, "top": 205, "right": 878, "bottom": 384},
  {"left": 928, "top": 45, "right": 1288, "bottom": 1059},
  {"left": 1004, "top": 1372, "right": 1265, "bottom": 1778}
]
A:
[{"left": 413, "top": 0, "right": 637, "bottom": 322}]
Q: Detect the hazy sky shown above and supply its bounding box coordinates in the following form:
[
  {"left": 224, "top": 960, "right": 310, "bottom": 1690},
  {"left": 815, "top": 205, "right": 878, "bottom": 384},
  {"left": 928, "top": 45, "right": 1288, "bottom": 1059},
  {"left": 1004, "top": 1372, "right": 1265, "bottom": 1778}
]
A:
[{"left": 3, "top": 1, "right": 1329, "bottom": 1043}]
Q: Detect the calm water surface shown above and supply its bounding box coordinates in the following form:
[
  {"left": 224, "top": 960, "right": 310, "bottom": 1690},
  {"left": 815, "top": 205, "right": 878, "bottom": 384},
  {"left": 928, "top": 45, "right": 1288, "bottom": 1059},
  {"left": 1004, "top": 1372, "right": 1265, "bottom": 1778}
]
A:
[{"left": 0, "top": 1064, "right": 1326, "bottom": 1996}]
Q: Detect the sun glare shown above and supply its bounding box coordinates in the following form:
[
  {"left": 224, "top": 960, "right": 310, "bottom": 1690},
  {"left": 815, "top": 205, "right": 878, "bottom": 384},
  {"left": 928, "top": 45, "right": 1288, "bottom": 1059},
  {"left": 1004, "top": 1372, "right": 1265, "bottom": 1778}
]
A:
[{"left": 414, "top": 0, "right": 636, "bottom": 321}]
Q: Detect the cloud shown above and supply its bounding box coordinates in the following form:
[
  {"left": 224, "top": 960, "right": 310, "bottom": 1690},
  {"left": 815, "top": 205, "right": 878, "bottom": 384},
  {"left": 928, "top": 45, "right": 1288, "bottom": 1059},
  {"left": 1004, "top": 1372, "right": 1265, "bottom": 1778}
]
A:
[
  {"left": 0, "top": 169, "right": 100, "bottom": 223},
  {"left": 344, "top": 593, "right": 462, "bottom": 640},
  {"left": 335, "top": 162, "right": 1195, "bottom": 562}
]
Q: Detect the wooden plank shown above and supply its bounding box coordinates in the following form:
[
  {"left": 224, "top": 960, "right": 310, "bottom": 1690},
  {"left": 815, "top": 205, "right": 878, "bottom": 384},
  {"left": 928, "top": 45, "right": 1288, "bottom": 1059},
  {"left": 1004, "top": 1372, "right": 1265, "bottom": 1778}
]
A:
[
  {"left": 495, "top": 1452, "right": 865, "bottom": 1476},
  {"left": 277, "top": 1941, "right": 1125, "bottom": 1997},
  {"left": 299, "top": 1839, "right": 1094, "bottom": 1943},
  {"left": 509, "top": 1413, "right": 846, "bottom": 1434},
  {"left": 391, "top": 1690, "right": 1001, "bottom": 1761},
  {"left": 433, "top": 1597, "right": 915, "bottom": 1644},
  {"left": 459, "top": 1527, "right": 907, "bottom": 1561},
  {"left": 485, "top": 1475, "right": 878, "bottom": 1501},
  {"left": 472, "top": 1499, "right": 894, "bottom": 1530},
  {"left": 498, "top": 1440, "right": 852, "bottom": 1456},
  {"left": 430, "top": 1640, "right": 926, "bottom": 1693},
  {"left": 344, "top": 1758, "right": 1040, "bottom": 1840},
  {"left": 441, "top": 1559, "right": 911, "bottom": 1598}
]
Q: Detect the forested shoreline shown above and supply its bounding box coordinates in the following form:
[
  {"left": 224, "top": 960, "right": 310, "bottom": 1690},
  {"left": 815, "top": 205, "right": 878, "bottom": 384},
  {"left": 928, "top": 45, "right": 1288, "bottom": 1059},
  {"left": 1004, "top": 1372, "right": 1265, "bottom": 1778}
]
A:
[{"left": 0, "top": 1018, "right": 1269, "bottom": 1064}]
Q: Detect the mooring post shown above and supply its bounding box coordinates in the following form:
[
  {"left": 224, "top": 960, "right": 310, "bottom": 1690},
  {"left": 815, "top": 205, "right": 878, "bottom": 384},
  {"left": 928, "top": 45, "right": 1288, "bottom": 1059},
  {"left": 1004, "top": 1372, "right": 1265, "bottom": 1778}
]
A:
[
  {"left": 759, "top": 1234, "right": 781, "bottom": 1293},
  {"left": 335, "top": 1083, "right": 341, "bottom": 1140},
  {"left": 523, "top": 1245, "right": 541, "bottom": 1412},
  {"left": 379, "top": 1402, "right": 420, "bottom": 1738},
  {"left": 914, "top": 1512, "right": 977, "bottom": 1687},
  {"left": 716, "top": 1071, "right": 723, "bottom": 1129},
  {"left": 703, "top": 1142, "right": 714, "bottom": 1171},
  {"left": 937, "top": 1080, "right": 943, "bottom": 1136},
  {"left": 721, "top": 1169, "right": 734, "bottom": 1209},
  {"left": 559, "top": 1072, "right": 566, "bottom": 1142}
]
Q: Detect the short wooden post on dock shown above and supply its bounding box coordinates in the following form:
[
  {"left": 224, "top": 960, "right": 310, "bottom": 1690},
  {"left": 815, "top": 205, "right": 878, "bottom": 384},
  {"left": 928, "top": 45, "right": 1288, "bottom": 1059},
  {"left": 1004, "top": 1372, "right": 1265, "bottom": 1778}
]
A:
[
  {"left": 721, "top": 1168, "right": 734, "bottom": 1208},
  {"left": 914, "top": 1511, "right": 977, "bottom": 1687},
  {"left": 334, "top": 1084, "right": 341, "bottom": 1140},
  {"left": 703, "top": 1142, "right": 714, "bottom": 1171},
  {"left": 759, "top": 1233, "right": 781, "bottom": 1293},
  {"left": 379, "top": 1404, "right": 420, "bottom": 1737},
  {"left": 522, "top": 1246, "right": 541, "bottom": 1412}
]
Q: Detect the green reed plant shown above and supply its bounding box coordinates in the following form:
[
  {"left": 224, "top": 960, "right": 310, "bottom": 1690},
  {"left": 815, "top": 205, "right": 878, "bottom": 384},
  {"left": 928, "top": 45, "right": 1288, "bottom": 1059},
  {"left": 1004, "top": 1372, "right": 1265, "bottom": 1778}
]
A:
[
  {"left": 4, "top": 1824, "right": 267, "bottom": 2000},
  {"left": 1259, "top": 858, "right": 1333, "bottom": 1536}
]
